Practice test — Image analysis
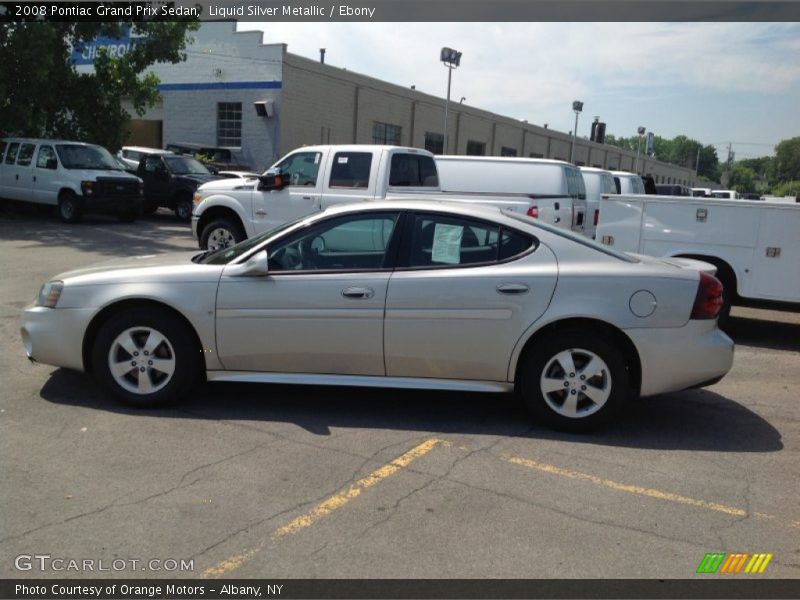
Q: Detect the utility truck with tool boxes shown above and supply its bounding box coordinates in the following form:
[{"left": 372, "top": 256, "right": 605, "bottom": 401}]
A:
[
  {"left": 191, "top": 145, "right": 579, "bottom": 250},
  {"left": 596, "top": 193, "right": 800, "bottom": 320}
]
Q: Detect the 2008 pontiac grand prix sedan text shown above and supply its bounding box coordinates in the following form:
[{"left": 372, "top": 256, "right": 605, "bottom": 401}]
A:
[{"left": 21, "top": 201, "right": 734, "bottom": 431}]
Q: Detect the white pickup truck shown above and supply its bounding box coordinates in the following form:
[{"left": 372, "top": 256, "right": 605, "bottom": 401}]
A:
[
  {"left": 191, "top": 145, "right": 574, "bottom": 250},
  {"left": 596, "top": 193, "right": 800, "bottom": 320}
]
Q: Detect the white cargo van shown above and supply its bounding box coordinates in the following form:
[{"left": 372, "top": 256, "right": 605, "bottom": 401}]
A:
[
  {"left": 435, "top": 156, "right": 585, "bottom": 233},
  {"left": 579, "top": 166, "right": 616, "bottom": 238},
  {"left": 610, "top": 171, "right": 646, "bottom": 195}
]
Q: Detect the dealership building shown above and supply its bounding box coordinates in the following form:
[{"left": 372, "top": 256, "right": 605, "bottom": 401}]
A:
[{"left": 81, "top": 22, "right": 695, "bottom": 184}]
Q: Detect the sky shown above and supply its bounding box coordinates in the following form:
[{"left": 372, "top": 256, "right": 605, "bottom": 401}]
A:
[{"left": 239, "top": 22, "right": 800, "bottom": 160}]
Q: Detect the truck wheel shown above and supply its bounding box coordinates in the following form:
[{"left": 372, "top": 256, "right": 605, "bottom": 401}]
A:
[
  {"left": 91, "top": 307, "right": 201, "bottom": 408},
  {"left": 58, "top": 192, "right": 82, "bottom": 223},
  {"left": 200, "top": 219, "right": 245, "bottom": 251},
  {"left": 174, "top": 195, "right": 193, "bottom": 221},
  {"left": 517, "top": 329, "right": 629, "bottom": 432}
]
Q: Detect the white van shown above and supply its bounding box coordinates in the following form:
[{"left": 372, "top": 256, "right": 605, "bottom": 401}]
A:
[
  {"left": 0, "top": 138, "right": 143, "bottom": 222},
  {"left": 434, "top": 156, "right": 586, "bottom": 233},
  {"left": 710, "top": 190, "right": 739, "bottom": 200},
  {"left": 579, "top": 166, "right": 616, "bottom": 239},
  {"left": 610, "top": 170, "right": 646, "bottom": 195}
]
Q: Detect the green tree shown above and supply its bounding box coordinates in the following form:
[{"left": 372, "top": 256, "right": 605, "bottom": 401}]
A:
[
  {"left": 774, "top": 137, "right": 800, "bottom": 182},
  {"left": 727, "top": 164, "right": 757, "bottom": 192},
  {"left": 0, "top": 21, "right": 199, "bottom": 151}
]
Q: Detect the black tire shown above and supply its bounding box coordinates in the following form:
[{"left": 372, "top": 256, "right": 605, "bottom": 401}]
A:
[
  {"left": 58, "top": 192, "right": 82, "bottom": 223},
  {"left": 174, "top": 195, "right": 193, "bottom": 221},
  {"left": 199, "top": 218, "right": 245, "bottom": 251},
  {"left": 517, "top": 329, "right": 629, "bottom": 432},
  {"left": 91, "top": 307, "right": 201, "bottom": 409}
]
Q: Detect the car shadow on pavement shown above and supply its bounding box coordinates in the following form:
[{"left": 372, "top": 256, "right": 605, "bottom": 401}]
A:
[
  {"left": 40, "top": 369, "right": 782, "bottom": 453},
  {"left": 724, "top": 315, "right": 800, "bottom": 352},
  {"left": 0, "top": 207, "right": 193, "bottom": 257}
]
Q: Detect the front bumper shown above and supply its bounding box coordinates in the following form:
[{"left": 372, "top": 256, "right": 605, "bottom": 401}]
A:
[
  {"left": 21, "top": 305, "right": 96, "bottom": 372},
  {"left": 191, "top": 215, "right": 200, "bottom": 240},
  {"left": 625, "top": 320, "right": 734, "bottom": 397},
  {"left": 81, "top": 194, "right": 142, "bottom": 215}
]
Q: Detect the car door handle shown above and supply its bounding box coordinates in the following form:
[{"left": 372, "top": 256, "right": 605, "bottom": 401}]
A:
[
  {"left": 255, "top": 209, "right": 267, "bottom": 216},
  {"left": 302, "top": 196, "right": 314, "bottom": 200},
  {"left": 497, "top": 283, "right": 529, "bottom": 295},
  {"left": 342, "top": 287, "right": 374, "bottom": 299}
]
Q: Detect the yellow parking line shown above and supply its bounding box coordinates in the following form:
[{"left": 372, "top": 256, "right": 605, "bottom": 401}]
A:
[
  {"left": 503, "top": 454, "right": 748, "bottom": 517},
  {"left": 202, "top": 438, "right": 444, "bottom": 578}
]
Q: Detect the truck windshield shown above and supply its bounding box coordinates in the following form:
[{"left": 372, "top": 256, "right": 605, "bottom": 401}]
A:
[
  {"left": 164, "top": 156, "right": 210, "bottom": 175},
  {"left": 56, "top": 145, "right": 119, "bottom": 170}
]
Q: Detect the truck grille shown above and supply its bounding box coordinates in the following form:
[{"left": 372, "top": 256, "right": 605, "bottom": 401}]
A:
[{"left": 95, "top": 177, "right": 139, "bottom": 198}]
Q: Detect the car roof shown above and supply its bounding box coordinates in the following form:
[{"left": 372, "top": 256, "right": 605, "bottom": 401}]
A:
[
  {"left": 579, "top": 166, "right": 612, "bottom": 174},
  {"left": 284, "top": 144, "right": 434, "bottom": 156},
  {"left": 2, "top": 138, "right": 97, "bottom": 146},
  {"left": 436, "top": 155, "right": 572, "bottom": 167},
  {"left": 322, "top": 199, "right": 506, "bottom": 220},
  {"left": 609, "top": 170, "right": 638, "bottom": 177},
  {"left": 121, "top": 146, "right": 163, "bottom": 153}
]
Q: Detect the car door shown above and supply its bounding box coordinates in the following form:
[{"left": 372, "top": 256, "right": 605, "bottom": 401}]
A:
[
  {"left": 252, "top": 150, "right": 326, "bottom": 233},
  {"left": 0, "top": 142, "right": 20, "bottom": 199},
  {"left": 215, "top": 210, "right": 402, "bottom": 375},
  {"left": 141, "top": 155, "right": 171, "bottom": 201},
  {"left": 384, "top": 212, "right": 558, "bottom": 382},
  {"left": 32, "top": 144, "right": 59, "bottom": 204}
]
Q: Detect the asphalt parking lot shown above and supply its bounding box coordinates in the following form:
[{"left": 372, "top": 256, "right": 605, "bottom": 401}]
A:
[{"left": 0, "top": 206, "right": 798, "bottom": 580}]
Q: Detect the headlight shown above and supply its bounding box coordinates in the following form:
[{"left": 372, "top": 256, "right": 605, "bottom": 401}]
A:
[
  {"left": 193, "top": 192, "right": 204, "bottom": 205},
  {"left": 80, "top": 181, "right": 94, "bottom": 196},
  {"left": 36, "top": 281, "right": 64, "bottom": 308}
]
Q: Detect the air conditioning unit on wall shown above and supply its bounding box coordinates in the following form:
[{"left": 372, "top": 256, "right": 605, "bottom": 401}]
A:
[{"left": 254, "top": 100, "right": 274, "bottom": 118}]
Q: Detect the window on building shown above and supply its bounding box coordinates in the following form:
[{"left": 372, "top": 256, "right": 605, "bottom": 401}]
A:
[
  {"left": 217, "top": 102, "right": 242, "bottom": 146},
  {"left": 466, "top": 140, "right": 486, "bottom": 156},
  {"left": 373, "top": 122, "right": 401, "bottom": 145},
  {"left": 424, "top": 132, "right": 444, "bottom": 155},
  {"left": 500, "top": 146, "right": 517, "bottom": 157}
]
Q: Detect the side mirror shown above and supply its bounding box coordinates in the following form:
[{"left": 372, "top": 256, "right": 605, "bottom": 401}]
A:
[
  {"left": 226, "top": 250, "right": 269, "bottom": 277},
  {"left": 258, "top": 169, "right": 287, "bottom": 191}
]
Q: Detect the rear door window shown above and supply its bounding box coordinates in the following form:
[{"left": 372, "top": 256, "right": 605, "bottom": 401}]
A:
[
  {"left": 600, "top": 173, "right": 616, "bottom": 194},
  {"left": 16, "top": 143, "right": 36, "bottom": 166},
  {"left": 36, "top": 146, "right": 57, "bottom": 169},
  {"left": 389, "top": 154, "right": 438, "bottom": 187},
  {"left": 5, "top": 143, "right": 19, "bottom": 165},
  {"left": 565, "top": 168, "right": 586, "bottom": 199},
  {"left": 329, "top": 152, "right": 372, "bottom": 188}
]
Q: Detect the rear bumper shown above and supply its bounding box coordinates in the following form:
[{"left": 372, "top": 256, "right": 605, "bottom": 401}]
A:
[
  {"left": 625, "top": 320, "right": 734, "bottom": 397},
  {"left": 21, "top": 305, "right": 95, "bottom": 372}
]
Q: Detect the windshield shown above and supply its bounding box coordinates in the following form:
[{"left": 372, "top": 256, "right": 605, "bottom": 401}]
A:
[
  {"left": 164, "top": 155, "right": 210, "bottom": 175},
  {"left": 56, "top": 144, "right": 119, "bottom": 170},
  {"left": 199, "top": 215, "right": 313, "bottom": 265},
  {"left": 507, "top": 211, "right": 638, "bottom": 263}
]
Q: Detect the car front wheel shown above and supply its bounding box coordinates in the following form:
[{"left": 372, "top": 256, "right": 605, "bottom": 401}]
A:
[
  {"left": 200, "top": 218, "right": 245, "bottom": 251},
  {"left": 518, "top": 330, "right": 629, "bottom": 432},
  {"left": 174, "top": 195, "right": 193, "bottom": 221},
  {"left": 91, "top": 308, "right": 201, "bottom": 408},
  {"left": 58, "top": 192, "right": 82, "bottom": 223}
]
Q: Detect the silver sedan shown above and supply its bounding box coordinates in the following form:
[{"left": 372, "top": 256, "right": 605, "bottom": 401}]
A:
[{"left": 21, "top": 201, "right": 734, "bottom": 431}]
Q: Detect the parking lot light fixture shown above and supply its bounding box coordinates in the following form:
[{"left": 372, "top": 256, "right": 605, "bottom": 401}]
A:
[
  {"left": 569, "top": 100, "right": 583, "bottom": 164},
  {"left": 440, "top": 47, "right": 462, "bottom": 154},
  {"left": 635, "top": 126, "right": 646, "bottom": 173}
]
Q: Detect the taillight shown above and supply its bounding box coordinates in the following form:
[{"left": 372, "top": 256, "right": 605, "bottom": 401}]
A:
[
  {"left": 593, "top": 209, "right": 599, "bottom": 226},
  {"left": 526, "top": 205, "right": 539, "bottom": 218},
  {"left": 690, "top": 272, "right": 724, "bottom": 319}
]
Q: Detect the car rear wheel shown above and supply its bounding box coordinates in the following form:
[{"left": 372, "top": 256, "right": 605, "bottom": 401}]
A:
[
  {"left": 58, "top": 192, "right": 82, "bottom": 223},
  {"left": 518, "top": 330, "right": 629, "bottom": 432},
  {"left": 200, "top": 218, "right": 245, "bottom": 251},
  {"left": 91, "top": 308, "right": 200, "bottom": 408},
  {"left": 174, "top": 195, "right": 193, "bottom": 221}
]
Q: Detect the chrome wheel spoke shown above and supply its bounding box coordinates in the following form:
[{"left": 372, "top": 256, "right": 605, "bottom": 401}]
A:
[
  {"left": 582, "top": 384, "right": 609, "bottom": 406},
  {"left": 554, "top": 350, "right": 576, "bottom": 376},
  {"left": 137, "top": 370, "right": 154, "bottom": 393},
  {"left": 541, "top": 376, "right": 566, "bottom": 394},
  {"left": 142, "top": 330, "right": 166, "bottom": 355},
  {"left": 580, "top": 356, "right": 604, "bottom": 379},
  {"left": 561, "top": 392, "right": 579, "bottom": 417},
  {"left": 110, "top": 360, "right": 134, "bottom": 378},
  {"left": 117, "top": 332, "right": 139, "bottom": 356},
  {"left": 150, "top": 358, "right": 175, "bottom": 377}
]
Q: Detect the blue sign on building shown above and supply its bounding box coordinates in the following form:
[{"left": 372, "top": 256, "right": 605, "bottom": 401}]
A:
[{"left": 71, "top": 29, "right": 140, "bottom": 65}]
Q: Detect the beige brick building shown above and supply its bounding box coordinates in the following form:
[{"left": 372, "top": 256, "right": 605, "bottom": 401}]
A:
[{"left": 123, "top": 22, "right": 696, "bottom": 185}]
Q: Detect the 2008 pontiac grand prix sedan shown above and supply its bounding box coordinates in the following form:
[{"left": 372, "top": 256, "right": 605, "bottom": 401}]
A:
[{"left": 21, "top": 201, "right": 733, "bottom": 431}]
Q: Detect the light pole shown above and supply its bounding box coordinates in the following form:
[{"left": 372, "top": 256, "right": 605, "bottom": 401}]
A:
[
  {"left": 569, "top": 100, "right": 583, "bottom": 164},
  {"left": 635, "top": 126, "right": 646, "bottom": 173},
  {"left": 440, "top": 47, "right": 462, "bottom": 154}
]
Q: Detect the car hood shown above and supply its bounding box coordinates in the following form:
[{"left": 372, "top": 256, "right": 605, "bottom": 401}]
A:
[
  {"left": 627, "top": 253, "right": 717, "bottom": 275},
  {"left": 197, "top": 177, "right": 258, "bottom": 193},
  {"left": 53, "top": 251, "right": 223, "bottom": 285},
  {"left": 68, "top": 168, "right": 140, "bottom": 181},
  {"left": 174, "top": 173, "right": 223, "bottom": 186}
]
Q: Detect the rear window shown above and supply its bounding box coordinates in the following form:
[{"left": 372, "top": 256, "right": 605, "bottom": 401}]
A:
[
  {"left": 565, "top": 167, "right": 586, "bottom": 199},
  {"left": 389, "top": 154, "right": 439, "bottom": 187},
  {"left": 600, "top": 173, "right": 616, "bottom": 194},
  {"left": 5, "top": 143, "right": 19, "bottom": 165},
  {"left": 16, "top": 143, "right": 36, "bottom": 166},
  {"left": 329, "top": 152, "right": 372, "bottom": 188}
]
